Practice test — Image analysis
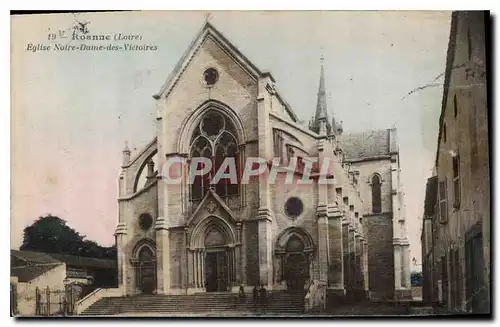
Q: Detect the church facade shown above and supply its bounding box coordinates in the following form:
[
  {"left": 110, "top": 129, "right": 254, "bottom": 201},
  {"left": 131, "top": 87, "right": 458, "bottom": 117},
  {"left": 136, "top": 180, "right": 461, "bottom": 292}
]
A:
[{"left": 115, "top": 22, "right": 411, "bottom": 302}]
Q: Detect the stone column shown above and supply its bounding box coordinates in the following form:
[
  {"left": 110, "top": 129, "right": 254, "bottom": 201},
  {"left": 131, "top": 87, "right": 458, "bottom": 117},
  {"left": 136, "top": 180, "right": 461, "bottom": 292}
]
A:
[
  {"left": 155, "top": 218, "right": 171, "bottom": 294},
  {"left": 235, "top": 245, "right": 242, "bottom": 286},
  {"left": 256, "top": 74, "right": 274, "bottom": 290},
  {"left": 347, "top": 224, "right": 355, "bottom": 298},
  {"left": 228, "top": 246, "right": 235, "bottom": 288},
  {"left": 258, "top": 218, "right": 273, "bottom": 288},
  {"left": 201, "top": 249, "right": 206, "bottom": 289},
  {"left": 193, "top": 249, "right": 199, "bottom": 288},
  {"left": 235, "top": 223, "right": 242, "bottom": 285},
  {"left": 240, "top": 224, "right": 247, "bottom": 286},
  {"left": 317, "top": 209, "right": 329, "bottom": 282},
  {"left": 358, "top": 235, "right": 364, "bottom": 290},
  {"left": 355, "top": 232, "right": 362, "bottom": 291},
  {"left": 187, "top": 250, "right": 193, "bottom": 288},
  {"left": 393, "top": 244, "right": 402, "bottom": 291},
  {"left": 342, "top": 218, "right": 349, "bottom": 291},
  {"left": 402, "top": 244, "right": 411, "bottom": 288},
  {"left": 181, "top": 229, "right": 188, "bottom": 290},
  {"left": 327, "top": 205, "right": 344, "bottom": 296},
  {"left": 114, "top": 222, "right": 128, "bottom": 294},
  {"left": 316, "top": 139, "right": 330, "bottom": 283},
  {"left": 362, "top": 238, "right": 369, "bottom": 297},
  {"left": 256, "top": 74, "right": 273, "bottom": 216}
]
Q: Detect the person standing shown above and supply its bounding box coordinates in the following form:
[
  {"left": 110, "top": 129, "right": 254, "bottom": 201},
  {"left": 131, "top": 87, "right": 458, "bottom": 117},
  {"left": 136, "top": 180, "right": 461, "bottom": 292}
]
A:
[
  {"left": 252, "top": 285, "right": 259, "bottom": 311},
  {"left": 259, "top": 284, "right": 267, "bottom": 313}
]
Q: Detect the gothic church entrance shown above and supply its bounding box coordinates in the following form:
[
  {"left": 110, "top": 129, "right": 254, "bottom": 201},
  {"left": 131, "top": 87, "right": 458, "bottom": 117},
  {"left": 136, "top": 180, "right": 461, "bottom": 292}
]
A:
[
  {"left": 135, "top": 246, "right": 156, "bottom": 294},
  {"left": 275, "top": 227, "right": 315, "bottom": 293},
  {"left": 284, "top": 235, "right": 309, "bottom": 292},
  {"left": 205, "top": 250, "right": 229, "bottom": 292},
  {"left": 204, "top": 226, "right": 229, "bottom": 292}
]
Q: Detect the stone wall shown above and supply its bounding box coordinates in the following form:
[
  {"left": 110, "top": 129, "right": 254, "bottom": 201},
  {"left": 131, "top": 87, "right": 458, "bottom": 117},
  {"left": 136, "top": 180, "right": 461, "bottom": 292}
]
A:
[
  {"left": 244, "top": 220, "right": 260, "bottom": 287},
  {"left": 14, "top": 263, "right": 67, "bottom": 316},
  {"left": 364, "top": 213, "right": 395, "bottom": 299},
  {"left": 424, "top": 11, "right": 490, "bottom": 313}
]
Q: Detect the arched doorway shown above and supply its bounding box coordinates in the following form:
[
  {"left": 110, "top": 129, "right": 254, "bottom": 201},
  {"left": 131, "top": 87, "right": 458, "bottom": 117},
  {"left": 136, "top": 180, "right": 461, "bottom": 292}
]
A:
[
  {"left": 188, "top": 215, "right": 238, "bottom": 292},
  {"left": 275, "top": 227, "right": 315, "bottom": 292},
  {"left": 204, "top": 226, "right": 229, "bottom": 292},
  {"left": 284, "top": 236, "right": 309, "bottom": 291},
  {"left": 136, "top": 246, "right": 156, "bottom": 294}
]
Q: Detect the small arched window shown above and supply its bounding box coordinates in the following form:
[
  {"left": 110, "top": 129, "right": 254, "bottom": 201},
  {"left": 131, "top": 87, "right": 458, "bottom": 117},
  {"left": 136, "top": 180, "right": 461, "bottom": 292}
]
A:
[
  {"left": 371, "top": 174, "right": 382, "bottom": 214},
  {"left": 138, "top": 246, "right": 154, "bottom": 262}
]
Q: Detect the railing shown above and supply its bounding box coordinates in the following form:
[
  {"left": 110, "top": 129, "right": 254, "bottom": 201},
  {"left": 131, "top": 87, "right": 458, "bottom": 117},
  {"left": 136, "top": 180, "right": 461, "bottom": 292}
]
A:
[
  {"left": 304, "top": 280, "right": 327, "bottom": 313},
  {"left": 35, "top": 285, "right": 79, "bottom": 316},
  {"left": 74, "top": 287, "right": 123, "bottom": 315},
  {"left": 10, "top": 283, "right": 17, "bottom": 316}
]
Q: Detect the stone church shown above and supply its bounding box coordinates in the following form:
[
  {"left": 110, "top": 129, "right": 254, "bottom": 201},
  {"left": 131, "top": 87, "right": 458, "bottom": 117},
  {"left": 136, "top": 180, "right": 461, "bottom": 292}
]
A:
[{"left": 115, "top": 22, "right": 411, "bottom": 302}]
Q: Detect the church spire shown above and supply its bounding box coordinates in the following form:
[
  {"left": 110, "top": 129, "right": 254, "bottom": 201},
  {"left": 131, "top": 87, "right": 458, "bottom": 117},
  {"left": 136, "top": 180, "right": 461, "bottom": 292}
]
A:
[
  {"left": 310, "top": 55, "right": 333, "bottom": 135},
  {"left": 316, "top": 55, "right": 328, "bottom": 121}
]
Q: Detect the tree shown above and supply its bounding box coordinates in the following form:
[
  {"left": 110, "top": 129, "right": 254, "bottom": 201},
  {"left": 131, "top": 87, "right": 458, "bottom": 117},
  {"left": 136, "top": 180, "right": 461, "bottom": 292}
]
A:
[
  {"left": 20, "top": 215, "right": 116, "bottom": 260},
  {"left": 21, "top": 215, "right": 85, "bottom": 255}
]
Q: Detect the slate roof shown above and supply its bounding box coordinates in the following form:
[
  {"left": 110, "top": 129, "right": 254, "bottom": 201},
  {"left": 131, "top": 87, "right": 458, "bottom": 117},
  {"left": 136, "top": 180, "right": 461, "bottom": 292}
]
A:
[
  {"left": 11, "top": 249, "right": 61, "bottom": 264},
  {"left": 11, "top": 250, "right": 63, "bottom": 282},
  {"left": 10, "top": 250, "right": 116, "bottom": 282},
  {"left": 338, "top": 128, "right": 398, "bottom": 162},
  {"left": 48, "top": 253, "right": 116, "bottom": 270}
]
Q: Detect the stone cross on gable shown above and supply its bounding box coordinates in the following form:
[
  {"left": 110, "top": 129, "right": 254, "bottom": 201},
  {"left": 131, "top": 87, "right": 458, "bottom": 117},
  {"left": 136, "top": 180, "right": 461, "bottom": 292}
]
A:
[{"left": 205, "top": 12, "right": 212, "bottom": 23}]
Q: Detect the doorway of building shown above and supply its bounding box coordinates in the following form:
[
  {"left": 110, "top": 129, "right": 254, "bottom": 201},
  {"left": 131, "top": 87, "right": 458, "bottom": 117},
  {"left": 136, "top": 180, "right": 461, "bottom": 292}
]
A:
[
  {"left": 285, "top": 253, "right": 308, "bottom": 291},
  {"left": 137, "top": 247, "right": 156, "bottom": 294},
  {"left": 205, "top": 250, "right": 229, "bottom": 292},
  {"left": 466, "top": 232, "right": 487, "bottom": 313},
  {"left": 284, "top": 235, "right": 309, "bottom": 292}
]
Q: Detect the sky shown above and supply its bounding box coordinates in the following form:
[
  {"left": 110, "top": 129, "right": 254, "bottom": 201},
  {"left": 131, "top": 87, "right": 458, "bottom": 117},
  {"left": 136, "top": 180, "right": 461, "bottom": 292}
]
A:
[{"left": 11, "top": 11, "right": 451, "bottom": 266}]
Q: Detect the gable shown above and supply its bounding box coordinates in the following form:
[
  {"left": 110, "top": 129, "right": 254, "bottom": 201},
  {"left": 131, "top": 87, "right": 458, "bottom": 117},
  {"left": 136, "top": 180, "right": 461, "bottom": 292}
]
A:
[
  {"left": 154, "top": 22, "right": 261, "bottom": 100},
  {"left": 185, "top": 189, "right": 238, "bottom": 229},
  {"left": 155, "top": 21, "right": 302, "bottom": 155}
]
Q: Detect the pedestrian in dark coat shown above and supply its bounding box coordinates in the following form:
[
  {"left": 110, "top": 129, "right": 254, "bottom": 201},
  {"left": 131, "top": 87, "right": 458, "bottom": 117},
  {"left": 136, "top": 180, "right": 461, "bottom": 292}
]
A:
[
  {"left": 239, "top": 284, "right": 245, "bottom": 298},
  {"left": 252, "top": 285, "right": 259, "bottom": 310},
  {"left": 259, "top": 284, "right": 267, "bottom": 312}
]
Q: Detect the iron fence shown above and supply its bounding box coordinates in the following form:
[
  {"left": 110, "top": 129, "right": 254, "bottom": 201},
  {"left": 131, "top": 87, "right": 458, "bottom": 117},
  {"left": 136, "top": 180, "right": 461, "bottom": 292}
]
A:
[{"left": 34, "top": 284, "right": 82, "bottom": 316}]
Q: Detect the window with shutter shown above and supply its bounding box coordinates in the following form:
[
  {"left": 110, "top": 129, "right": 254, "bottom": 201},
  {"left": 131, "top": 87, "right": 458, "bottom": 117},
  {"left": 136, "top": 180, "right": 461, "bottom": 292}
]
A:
[{"left": 439, "top": 179, "right": 448, "bottom": 224}]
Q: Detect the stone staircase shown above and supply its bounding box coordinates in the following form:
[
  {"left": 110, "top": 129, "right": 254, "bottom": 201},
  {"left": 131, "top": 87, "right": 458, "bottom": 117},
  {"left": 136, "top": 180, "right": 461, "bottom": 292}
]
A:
[
  {"left": 264, "top": 291, "right": 305, "bottom": 314},
  {"left": 80, "top": 290, "right": 305, "bottom": 316}
]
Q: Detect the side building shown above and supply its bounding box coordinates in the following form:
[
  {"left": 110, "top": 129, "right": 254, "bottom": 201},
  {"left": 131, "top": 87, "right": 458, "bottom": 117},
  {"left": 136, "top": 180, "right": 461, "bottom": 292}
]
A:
[{"left": 421, "top": 11, "right": 490, "bottom": 314}]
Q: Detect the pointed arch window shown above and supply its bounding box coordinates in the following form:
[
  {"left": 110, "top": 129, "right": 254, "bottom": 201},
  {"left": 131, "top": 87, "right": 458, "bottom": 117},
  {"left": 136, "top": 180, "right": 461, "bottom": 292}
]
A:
[
  {"left": 189, "top": 110, "right": 240, "bottom": 201},
  {"left": 138, "top": 246, "right": 154, "bottom": 262},
  {"left": 371, "top": 174, "right": 382, "bottom": 214}
]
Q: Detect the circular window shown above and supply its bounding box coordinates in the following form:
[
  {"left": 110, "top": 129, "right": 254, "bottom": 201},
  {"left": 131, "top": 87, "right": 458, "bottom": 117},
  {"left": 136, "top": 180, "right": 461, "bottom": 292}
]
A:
[
  {"left": 284, "top": 197, "right": 303, "bottom": 218},
  {"left": 203, "top": 68, "right": 219, "bottom": 86},
  {"left": 201, "top": 111, "right": 225, "bottom": 137},
  {"left": 139, "top": 213, "right": 153, "bottom": 231}
]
